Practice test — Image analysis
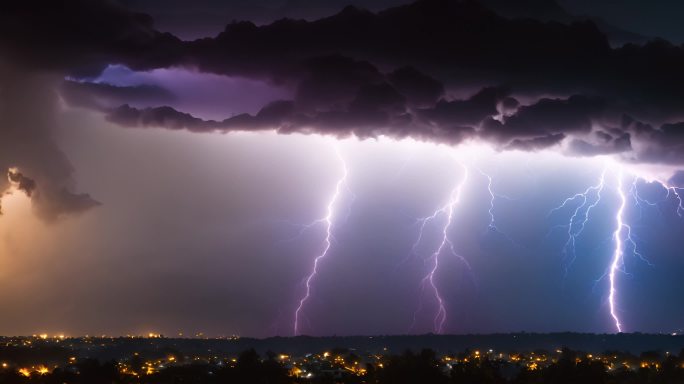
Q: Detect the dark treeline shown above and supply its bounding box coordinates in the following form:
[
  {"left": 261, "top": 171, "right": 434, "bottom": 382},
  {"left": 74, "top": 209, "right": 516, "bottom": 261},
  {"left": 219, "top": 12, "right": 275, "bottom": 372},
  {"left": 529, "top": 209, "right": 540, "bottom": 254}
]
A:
[
  {"left": 3, "top": 334, "right": 683, "bottom": 358},
  {"left": 1, "top": 348, "right": 684, "bottom": 384}
]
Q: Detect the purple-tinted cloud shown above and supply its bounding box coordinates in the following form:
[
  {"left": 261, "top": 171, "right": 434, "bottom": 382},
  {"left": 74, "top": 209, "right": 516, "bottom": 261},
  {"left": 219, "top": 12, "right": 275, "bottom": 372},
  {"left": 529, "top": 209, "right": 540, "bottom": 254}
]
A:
[{"left": 2, "top": 0, "right": 684, "bottom": 221}]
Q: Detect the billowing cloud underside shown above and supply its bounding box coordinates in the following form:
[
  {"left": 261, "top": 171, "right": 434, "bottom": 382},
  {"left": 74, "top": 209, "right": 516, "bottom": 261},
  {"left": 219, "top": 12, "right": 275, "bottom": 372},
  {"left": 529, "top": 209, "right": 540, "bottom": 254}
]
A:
[{"left": 1, "top": 0, "right": 684, "bottom": 218}]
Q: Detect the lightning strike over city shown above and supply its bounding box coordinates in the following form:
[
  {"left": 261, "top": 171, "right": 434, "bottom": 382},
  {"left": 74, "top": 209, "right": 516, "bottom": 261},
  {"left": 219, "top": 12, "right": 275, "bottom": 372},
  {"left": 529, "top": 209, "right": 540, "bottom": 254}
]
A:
[
  {"left": 548, "top": 162, "right": 684, "bottom": 333},
  {"left": 608, "top": 169, "right": 627, "bottom": 332},
  {"left": 293, "top": 148, "right": 350, "bottom": 336},
  {"left": 476, "top": 167, "right": 518, "bottom": 244},
  {"left": 410, "top": 160, "right": 470, "bottom": 334},
  {"left": 670, "top": 188, "right": 684, "bottom": 218},
  {"left": 548, "top": 167, "right": 607, "bottom": 273},
  {"left": 3, "top": 3, "right": 684, "bottom": 379}
]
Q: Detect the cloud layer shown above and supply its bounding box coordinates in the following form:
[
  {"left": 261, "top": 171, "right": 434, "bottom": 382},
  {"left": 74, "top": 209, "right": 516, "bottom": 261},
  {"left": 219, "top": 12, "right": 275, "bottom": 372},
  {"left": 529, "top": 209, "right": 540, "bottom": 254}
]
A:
[
  {"left": 2, "top": 0, "right": 684, "bottom": 218},
  {"left": 62, "top": 1, "right": 684, "bottom": 163}
]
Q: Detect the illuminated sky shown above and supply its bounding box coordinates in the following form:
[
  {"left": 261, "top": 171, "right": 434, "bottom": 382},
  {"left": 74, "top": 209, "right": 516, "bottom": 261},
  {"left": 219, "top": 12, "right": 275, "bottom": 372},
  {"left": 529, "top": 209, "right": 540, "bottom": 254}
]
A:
[{"left": 1, "top": 0, "right": 684, "bottom": 337}]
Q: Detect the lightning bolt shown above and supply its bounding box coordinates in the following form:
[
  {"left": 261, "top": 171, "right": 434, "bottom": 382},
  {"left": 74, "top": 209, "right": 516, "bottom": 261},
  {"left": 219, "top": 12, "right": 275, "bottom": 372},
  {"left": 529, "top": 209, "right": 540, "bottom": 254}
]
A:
[
  {"left": 268, "top": 218, "right": 327, "bottom": 246},
  {"left": 548, "top": 168, "right": 606, "bottom": 272},
  {"left": 548, "top": 166, "right": 644, "bottom": 332},
  {"left": 601, "top": 168, "right": 684, "bottom": 332},
  {"left": 669, "top": 187, "right": 684, "bottom": 217},
  {"left": 268, "top": 185, "right": 355, "bottom": 249},
  {"left": 630, "top": 177, "right": 684, "bottom": 219},
  {"left": 579, "top": 170, "right": 655, "bottom": 333},
  {"left": 630, "top": 179, "right": 658, "bottom": 208},
  {"left": 608, "top": 170, "right": 626, "bottom": 332},
  {"left": 476, "top": 168, "right": 517, "bottom": 243},
  {"left": 623, "top": 179, "right": 653, "bottom": 267},
  {"left": 293, "top": 149, "right": 349, "bottom": 336},
  {"left": 410, "top": 162, "right": 469, "bottom": 334}
]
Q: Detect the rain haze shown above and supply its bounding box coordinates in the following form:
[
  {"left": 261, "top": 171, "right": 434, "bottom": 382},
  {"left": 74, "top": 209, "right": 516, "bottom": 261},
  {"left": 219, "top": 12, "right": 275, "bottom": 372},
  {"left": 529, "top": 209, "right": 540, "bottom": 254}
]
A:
[{"left": 1, "top": 0, "right": 684, "bottom": 338}]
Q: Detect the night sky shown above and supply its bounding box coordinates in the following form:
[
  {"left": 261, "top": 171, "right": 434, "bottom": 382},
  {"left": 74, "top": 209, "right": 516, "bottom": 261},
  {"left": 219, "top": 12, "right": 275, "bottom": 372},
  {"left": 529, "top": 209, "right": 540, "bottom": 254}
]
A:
[{"left": 1, "top": 0, "right": 684, "bottom": 338}]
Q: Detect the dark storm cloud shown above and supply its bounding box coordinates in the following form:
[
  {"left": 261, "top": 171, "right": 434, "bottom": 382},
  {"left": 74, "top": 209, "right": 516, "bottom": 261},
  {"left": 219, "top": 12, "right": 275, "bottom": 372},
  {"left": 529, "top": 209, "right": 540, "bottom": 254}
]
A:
[
  {"left": 419, "top": 86, "right": 509, "bottom": 129},
  {"left": 387, "top": 67, "right": 445, "bottom": 108},
  {"left": 74, "top": 82, "right": 669, "bottom": 161},
  {"left": 32, "top": 188, "right": 102, "bottom": 220},
  {"left": 70, "top": 0, "right": 684, "bottom": 164},
  {"left": 123, "top": 0, "right": 682, "bottom": 45},
  {"left": 9, "top": 1, "right": 684, "bottom": 145},
  {"left": 0, "top": 65, "right": 102, "bottom": 221},
  {"left": 294, "top": 55, "right": 384, "bottom": 112},
  {"left": 566, "top": 132, "right": 632, "bottom": 157},
  {"left": 481, "top": 95, "right": 605, "bottom": 142},
  {"left": 0, "top": 0, "right": 182, "bottom": 76},
  {"left": 61, "top": 80, "right": 175, "bottom": 111},
  {"left": 106, "top": 100, "right": 297, "bottom": 133},
  {"left": 7, "top": 170, "right": 36, "bottom": 197},
  {"left": 621, "top": 114, "right": 656, "bottom": 136},
  {"left": 106, "top": 104, "right": 211, "bottom": 132},
  {"left": 179, "top": 0, "right": 614, "bottom": 87},
  {"left": 558, "top": 0, "right": 684, "bottom": 45},
  {"left": 121, "top": 0, "right": 413, "bottom": 40},
  {"left": 3, "top": 0, "right": 684, "bottom": 222},
  {"left": 167, "top": 0, "right": 684, "bottom": 158},
  {"left": 622, "top": 119, "right": 684, "bottom": 165},
  {"left": 480, "top": 0, "right": 650, "bottom": 46},
  {"left": 506, "top": 133, "right": 566, "bottom": 151},
  {"left": 0, "top": 0, "right": 166, "bottom": 220},
  {"left": 1, "top": 168, "right": 36, "bottom": 215},
  {"left": 343, "top": 83, "right": 407, "bottom": 125}
]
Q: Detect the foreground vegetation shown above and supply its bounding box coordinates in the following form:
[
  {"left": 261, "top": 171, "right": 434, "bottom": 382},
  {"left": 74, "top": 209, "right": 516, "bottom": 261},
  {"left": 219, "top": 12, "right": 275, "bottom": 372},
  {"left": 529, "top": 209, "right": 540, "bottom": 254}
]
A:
[{"left": 1, "top": 347, "right": 684, "bottom": 384}]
